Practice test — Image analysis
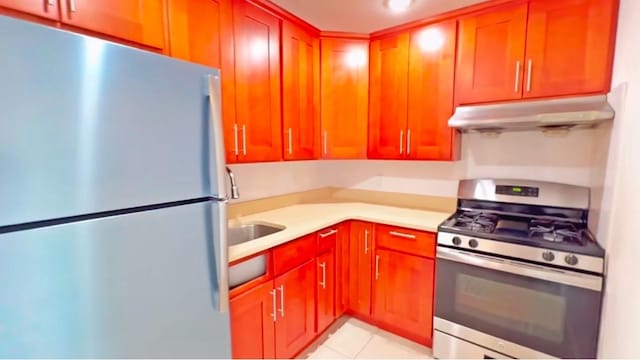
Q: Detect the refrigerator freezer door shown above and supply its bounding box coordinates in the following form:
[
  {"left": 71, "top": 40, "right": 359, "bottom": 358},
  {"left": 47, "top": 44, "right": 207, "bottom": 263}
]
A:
[
  {"left": 0, "top": 201, "right": 230, "bottom": 358},
  {"left": 0, "top": 16, "right": 226, "bottom": 227}
]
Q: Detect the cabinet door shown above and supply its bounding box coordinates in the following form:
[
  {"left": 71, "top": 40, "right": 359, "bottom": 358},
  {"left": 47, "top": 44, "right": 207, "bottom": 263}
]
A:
[
  {"left": 456, "top": 3, "right": 528, "bottom": 104},
  {"left": 317, "top": 249, "right": 336, "bottom": 333},
  {"left": 230, "top": 280, "right": 276, "bottom": 359},
  {"left": 348, "top": 221, "right": 374, "bottom": 316},
  {"left": 274, "top": 260, "right": 316, "bottom": 359},
  {"left": 320, "top": 38, "right": 369, "bottom": 159},
  {"left": 0, "top": 0, "right": 59, "bottom": 20},
  {"left": 368, "top": 33, "right": 410, "bottom": 159},
  {"left": 523, "top": 0, "right": 618, "bottom": 98},
  {"left": 335, "top": 223, "right": 350, "bottom": 317},
  {"left": 407, "top": 20, "right": 457, "bottom": 160},
  {"left": 59, "top": 0, "right": 165, "bottom": 49},
  {"left": 373, "top": 249, "right": 434, "bottom": 346},
  {"left": 282, "top": 21, "right": 319, "bottom": 160},
  {"left": 233, "top": 0, "right": 282, "bottom": 162}
]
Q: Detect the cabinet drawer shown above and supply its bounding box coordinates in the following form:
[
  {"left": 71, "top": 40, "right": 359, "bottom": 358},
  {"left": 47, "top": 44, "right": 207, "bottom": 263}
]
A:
[
  {"left": 375, "top": 224, "right": 435, "bottom": 258},
  {"left": 317, "top": 226, "right": 339, "bottom": 253},
  {"left": 273, "top": 233, "right": 317, "bottom": 276}
]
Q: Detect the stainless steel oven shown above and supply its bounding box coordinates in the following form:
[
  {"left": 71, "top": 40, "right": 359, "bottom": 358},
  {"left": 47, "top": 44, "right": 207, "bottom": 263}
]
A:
[{"left": 433, "top": 179, "right": 605, "bottom": 359}]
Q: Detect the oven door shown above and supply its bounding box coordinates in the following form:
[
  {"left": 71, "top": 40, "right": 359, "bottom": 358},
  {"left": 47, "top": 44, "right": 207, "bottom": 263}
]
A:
[{"left": 434, "top": 246, "right": 603, "bottom": 359}]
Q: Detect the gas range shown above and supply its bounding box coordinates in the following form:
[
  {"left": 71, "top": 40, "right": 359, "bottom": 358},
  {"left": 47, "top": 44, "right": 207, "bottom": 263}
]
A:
[
  {"left": 433, "top": 179, "right": 605, "bottom": 359},
  {"left": 437, "top": 180, "right": 605, "bottom": 273}
]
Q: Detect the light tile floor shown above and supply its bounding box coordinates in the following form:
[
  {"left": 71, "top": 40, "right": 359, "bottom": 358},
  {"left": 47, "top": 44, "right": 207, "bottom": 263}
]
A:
[{"left": 298, "top": 317, "right": 434, "bottom": 359}]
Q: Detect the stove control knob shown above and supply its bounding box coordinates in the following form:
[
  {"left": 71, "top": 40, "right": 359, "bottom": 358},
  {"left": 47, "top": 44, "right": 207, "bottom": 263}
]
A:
[
  {"left": 452, "top": 236, "right": 462, "bottom": 246},
  {"left": 542, "top": 251, "right": 555, "bottom": 262},
  {"left": 565, "top": 254, "right": 579, "bottom": 266},
  {"left": 468, "top": 239, "right": 479, "bottom": 248}
]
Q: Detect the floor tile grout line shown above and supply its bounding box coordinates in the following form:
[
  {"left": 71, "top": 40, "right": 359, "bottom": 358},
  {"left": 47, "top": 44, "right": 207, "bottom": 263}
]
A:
[{"left": 352, "top": 333, "right": 377, "bottom": 359}]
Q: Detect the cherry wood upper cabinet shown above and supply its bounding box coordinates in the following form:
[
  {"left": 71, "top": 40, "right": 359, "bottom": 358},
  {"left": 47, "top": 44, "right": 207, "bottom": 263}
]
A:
[
  {"left": 523, "top": 0, "right": 619, "bottom": 98},
  {"left": 167, "top": 0, "right": 222, "bottom": 68},
  {"left": 456, "top": 3, "right": 528, "bottom": 104},
  {"left": 233, "top": 0, "right": 282, "bottom": 162},
  {"left": 368, "top": 33, "right": 410, "bottom": 159},
  {"left": 230, "top": 280, "right": 276, "bottom": 359},
  {"left": 59, "top": 0, "right": 165, "bottom": 49},
  {"left": 282, "top": 21, "right": 319, "bottom": 160},
  {"left": 274, "top": 260, "right": 316, "bottom": 359},
  {"left": 348, "top": 221, "right": 374, "bottom": 316},
  {"left": 0, "top": 0, "right": 59, "bottom": 20},
  {"left": 407, "top": 20, "right": 457, "bottom": 160},
  {"left": 320, "top": 37, "right": 369, "bottom": 159},
  {"left": 373, "top": 249, "right": 435, "bottom": 346}
]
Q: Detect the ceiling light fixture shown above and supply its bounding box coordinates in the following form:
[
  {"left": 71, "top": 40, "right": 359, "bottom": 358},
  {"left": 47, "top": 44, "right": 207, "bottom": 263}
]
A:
[{"left": 386, "top": 0, "right": 413, "bottom": 13}]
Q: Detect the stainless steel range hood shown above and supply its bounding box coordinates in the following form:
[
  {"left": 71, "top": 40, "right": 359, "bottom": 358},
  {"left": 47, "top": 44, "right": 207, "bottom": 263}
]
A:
[{"left": 448, "top": 95, "right": 614, "bottom": 133}]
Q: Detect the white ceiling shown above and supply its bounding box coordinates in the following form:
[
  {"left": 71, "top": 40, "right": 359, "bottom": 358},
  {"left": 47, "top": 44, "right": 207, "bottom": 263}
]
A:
[{"left": 269, "top": 0, "right": 488, "bottom": 33}]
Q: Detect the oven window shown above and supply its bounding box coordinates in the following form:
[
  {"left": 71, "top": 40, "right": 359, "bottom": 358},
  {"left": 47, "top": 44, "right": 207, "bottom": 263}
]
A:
[
  {"left": 435, "top": 256, "right": 602, "bottom": 359},
  {"left": 455, "top": 274, "right": 566, "bottom": 343}
]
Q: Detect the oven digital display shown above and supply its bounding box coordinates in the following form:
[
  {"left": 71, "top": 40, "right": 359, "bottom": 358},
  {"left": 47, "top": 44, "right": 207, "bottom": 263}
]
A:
[{"left": 496, "top": 185, "right": 539, "bottom": 197}]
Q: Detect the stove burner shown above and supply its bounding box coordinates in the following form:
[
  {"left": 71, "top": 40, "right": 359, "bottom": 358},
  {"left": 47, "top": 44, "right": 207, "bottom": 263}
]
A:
[
  {"left": 529, "top": 220, "right": 586, "bottom": 245},
  {"left": 454, "top": 211, "right": 498, "bottom": 233}
]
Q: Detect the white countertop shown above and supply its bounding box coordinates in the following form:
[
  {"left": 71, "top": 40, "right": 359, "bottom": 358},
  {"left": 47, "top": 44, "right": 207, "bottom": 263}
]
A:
[{"left": 228, "top": 202, "right": 451, "bottom": 262}]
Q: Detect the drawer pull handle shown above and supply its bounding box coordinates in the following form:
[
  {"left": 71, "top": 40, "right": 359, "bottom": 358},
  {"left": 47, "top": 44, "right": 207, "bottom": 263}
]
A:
[
  {"left": 389, "top": 231, "right": 416, "bottom": 239},
  {"left": 319, "top": 229, "right": 338, "bottom": 238}
]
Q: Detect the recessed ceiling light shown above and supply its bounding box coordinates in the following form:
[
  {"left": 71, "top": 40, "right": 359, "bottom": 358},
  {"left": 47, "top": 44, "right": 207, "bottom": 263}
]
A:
[{"left": 387, "top": 0, "right": 413, "bottom": 13}]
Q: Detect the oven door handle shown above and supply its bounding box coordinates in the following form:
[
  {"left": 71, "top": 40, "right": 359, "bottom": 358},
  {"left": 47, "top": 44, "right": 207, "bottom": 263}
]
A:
[{"left": 437, "top": 247, "right": 602, "bottom": 291}]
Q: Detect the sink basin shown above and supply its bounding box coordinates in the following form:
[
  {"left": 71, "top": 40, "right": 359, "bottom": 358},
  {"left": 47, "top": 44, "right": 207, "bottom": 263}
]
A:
[{"left": 227, "top": 223, "right": 285, "bottom": 246}]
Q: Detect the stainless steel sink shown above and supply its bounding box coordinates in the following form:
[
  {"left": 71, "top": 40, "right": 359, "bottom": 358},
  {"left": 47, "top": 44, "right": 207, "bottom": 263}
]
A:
[{"left": 227, "top": 223, "right": 285, "bottom": 246}]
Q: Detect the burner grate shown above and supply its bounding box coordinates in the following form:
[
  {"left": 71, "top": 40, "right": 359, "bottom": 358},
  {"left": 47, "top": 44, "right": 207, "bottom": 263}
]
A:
[
  {"left": 529, "top": 219, "right": 586, "bottom": 245},
  {"left": 453, "top": 211, "right": 498, "bottom": 233}
]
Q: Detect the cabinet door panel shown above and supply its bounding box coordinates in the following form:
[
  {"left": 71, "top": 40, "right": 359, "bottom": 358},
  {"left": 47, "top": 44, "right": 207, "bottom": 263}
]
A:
[
  {"left": 230, "top": 281, "right": 276, "bottom": 359},
  {"left": 373, "top": 249, "right": 434, "bottom": 346},
  {"left": 335, "top": 223, "right": 350, "bottom": 317},
  {"left": 317, "top": 249, "right": 336, "bottom": 333},
  {"left": 0, "top": 0, "right": 59, "bottom": 20},
  {"left": 368, "top": 33, "right": 410, "bottom": 159},
  {"left": 60, "top": 0, "right": 165, "bottom": 49},
  {"left": 524, "top": 0, "right": 618, "bottom": 98},
  {"left": 348, "top": 221, "right": 373, "bottom": 316},
  {"left": 282, "top": 21, "right": 319, "bottom": 160},
  {"left": 320, "top": 38, "right": 369, "bottom": 159},
  {"left": 274, "top": 260, "right": 316, "bottom": 359},
  {"left": 233, "top": 0, "right": 281, "bottom": 162},
  {"left": 408, "top": 20, "right": 456, "bottom": 160},
  {"left": 456, "top": 3, "right": 528, "bottom": 104}
]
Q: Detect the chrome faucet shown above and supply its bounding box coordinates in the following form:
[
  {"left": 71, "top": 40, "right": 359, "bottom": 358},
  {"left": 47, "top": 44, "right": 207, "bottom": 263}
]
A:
[{"left": 226, "top": 166, "right": 240, "bottom": 200}]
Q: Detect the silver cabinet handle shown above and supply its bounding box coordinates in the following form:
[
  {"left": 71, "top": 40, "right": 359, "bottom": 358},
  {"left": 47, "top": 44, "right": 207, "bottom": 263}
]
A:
[
  {"left": 399, "top": 130, "right": 404, "bottom": 155},
  {"left": 406, "top": 129, "right": 411, "bottom": 155},
  {"left": 241, "top": 124, "right": 247, "bottom": 156},
  {"left": 278, "top": 285, "right": 285, "bottom": 317},
  {"left": 319, "top": 262, "right": 326, "bottom": 289},
  {"left": 69, "top": 0, "right": 77, "bottom": 12},
  {"left": 270, "top": 289, "right": 277, "bottom": 322},
  {"left": 319, "top": 229, "right": 338, "bottom": 238},
  {"left": 526, "top": 59, "right": 533, "bottom": 93},
  {"left": 323, "top": 131, "right": 328, "bottom": 156},
  {"left": 233, "top": 124, "right": 239, "bottom": 156},
  {"left": 514, "top": 60, "right": 521, "bottom": 93},
  {"left": 364, "top": 229, "right": 369, "bottom": 255},
  {"left": 375, "top": 255, "right": 380, "bottom": 280},
  {"left": 288, "top": 128, "right": 293, "bottom": 155},
  {"left": 47, "top": 0, "right": 55, "bottom": 6},
  {"left": 389, "top": 230, "right": 416, "bottom": 239}
]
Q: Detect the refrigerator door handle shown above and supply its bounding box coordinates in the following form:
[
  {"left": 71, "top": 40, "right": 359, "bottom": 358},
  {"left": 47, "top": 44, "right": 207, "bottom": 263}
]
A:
[{"left": 207, "top": 74, "right": 229, "bottom": 313}]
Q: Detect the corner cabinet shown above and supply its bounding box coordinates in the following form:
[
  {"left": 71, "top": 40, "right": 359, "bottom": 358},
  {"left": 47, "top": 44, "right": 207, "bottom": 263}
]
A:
[
  {"left": 282, "top": 21, "right": 320, "bottom": 160},
  {"left": 231, "top": 0, "right": 282, "bottom": 162},
  {"left": 456, "top": 0, "right": 618, "bottom": 105},
  {"left": 320, "top": 37, "right": 369, "bottom": 159},
  {"left": 348, "top": 221, "right": 374, "bottom": 316}
]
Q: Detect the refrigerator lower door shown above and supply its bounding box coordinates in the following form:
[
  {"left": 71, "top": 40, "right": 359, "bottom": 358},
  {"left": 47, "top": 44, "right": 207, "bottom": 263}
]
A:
[{"left": 0, "top": 201, "right": 230, "bottom": 358}]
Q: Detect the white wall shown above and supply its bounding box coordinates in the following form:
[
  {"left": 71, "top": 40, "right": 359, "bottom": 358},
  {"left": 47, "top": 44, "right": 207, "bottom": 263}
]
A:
[{"left": 597, "top": 0, "right": 640, "bottom": 356}]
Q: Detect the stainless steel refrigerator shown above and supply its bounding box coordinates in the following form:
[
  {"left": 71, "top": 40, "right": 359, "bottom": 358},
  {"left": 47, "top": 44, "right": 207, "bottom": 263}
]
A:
[{"left": 0, "top": 16, "right": 231, "bottom": 358}]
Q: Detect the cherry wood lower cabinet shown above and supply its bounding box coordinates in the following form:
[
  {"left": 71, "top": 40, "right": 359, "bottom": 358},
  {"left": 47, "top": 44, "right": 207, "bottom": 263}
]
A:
[
  {"left": 335, "top": 223, "right": 350, "bottom": 317},
  {"left": 373, "top": 249, "right": 435, "bottom": 346},
  {"left": 348, "top": 221, "right": 375, "bottom": 317},
  {"left": 316, "top": 248, "right": 336, "bottom": 333},
  {"left": 230, "top": 281, "right": 276, "bottom": 359}
]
